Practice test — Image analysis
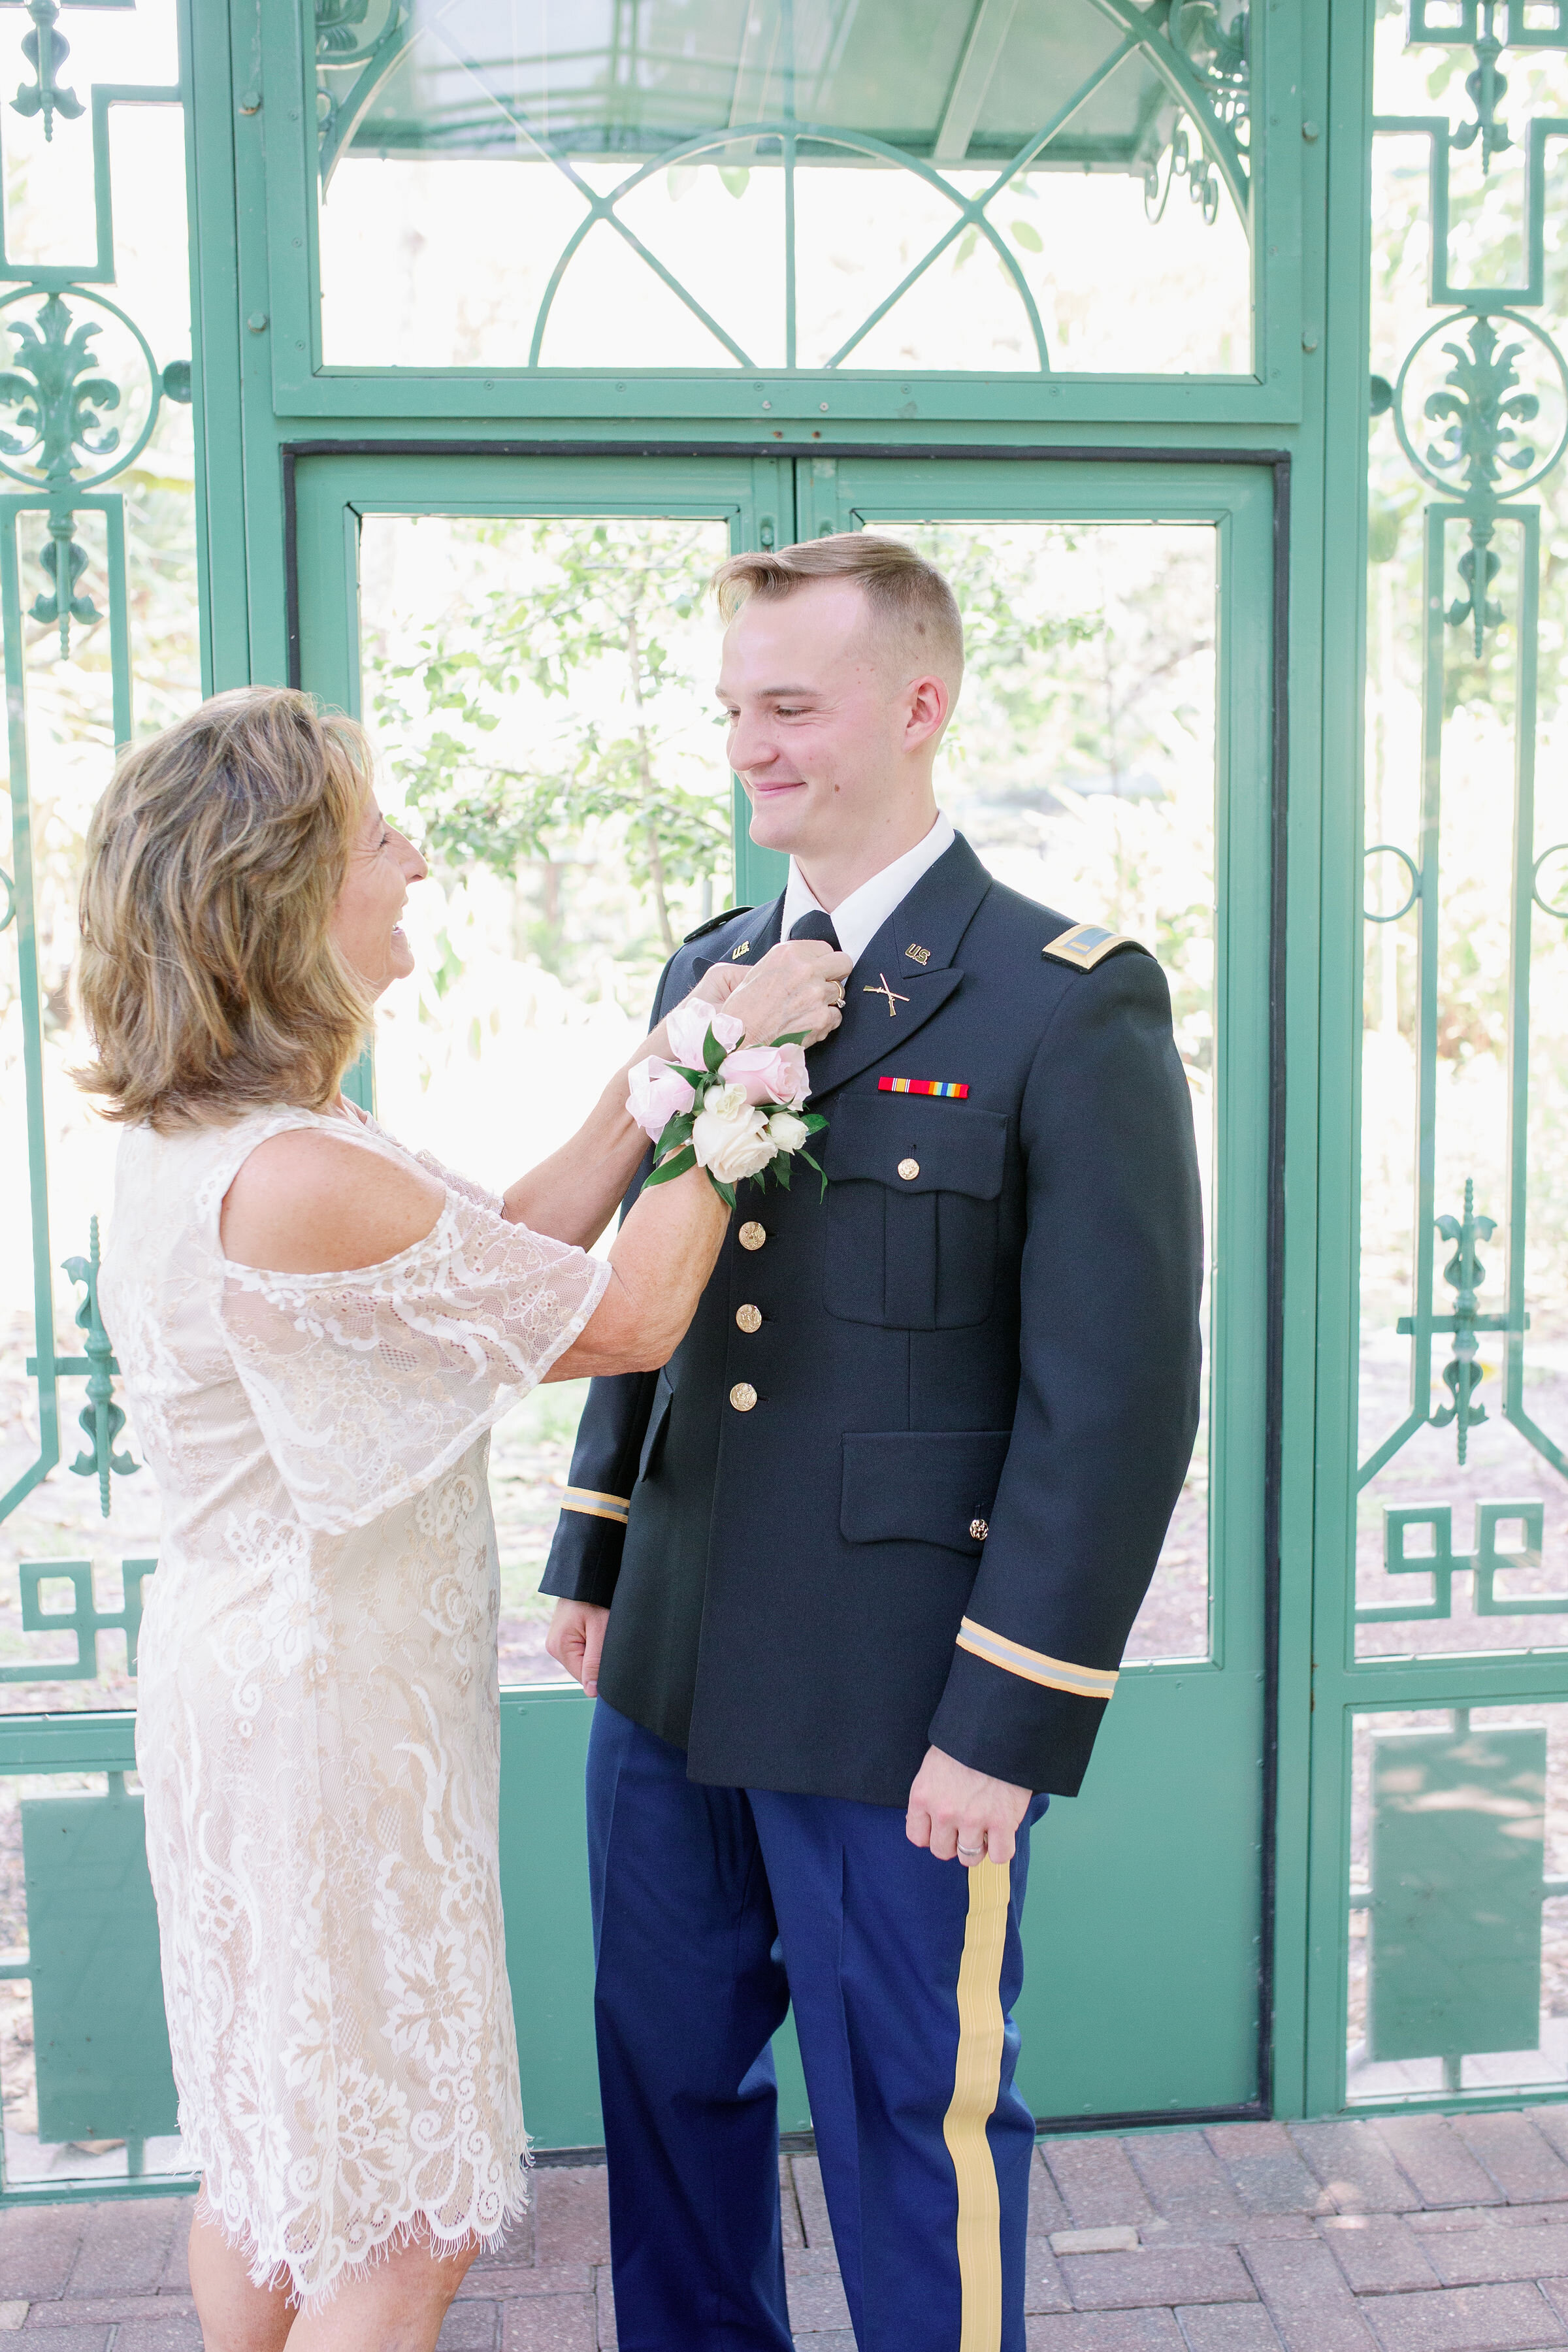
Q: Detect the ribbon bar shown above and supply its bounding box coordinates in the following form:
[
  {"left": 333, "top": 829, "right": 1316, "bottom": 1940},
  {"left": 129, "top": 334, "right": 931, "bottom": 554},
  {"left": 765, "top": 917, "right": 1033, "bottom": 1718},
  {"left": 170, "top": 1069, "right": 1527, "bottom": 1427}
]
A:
[{"left": 877, "top": 1077, "right": 969, "bottom": 1098}]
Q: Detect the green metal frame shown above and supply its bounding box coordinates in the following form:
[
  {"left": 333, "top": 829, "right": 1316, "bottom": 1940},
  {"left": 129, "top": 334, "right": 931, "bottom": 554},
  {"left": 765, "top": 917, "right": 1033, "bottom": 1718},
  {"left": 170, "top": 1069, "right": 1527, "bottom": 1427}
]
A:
[
  {"left": 1302, "top": 2, "right": 1568, "bottom": 2120},
  {"left": 247, "top": 0, "right": 1304, "bottom": 429},
  {"left": 291, "top": 443, "right": 1277, "bottom": 2129},
  {"left": 33, "top": 0, "right": 1541, "bottom": 2163}
]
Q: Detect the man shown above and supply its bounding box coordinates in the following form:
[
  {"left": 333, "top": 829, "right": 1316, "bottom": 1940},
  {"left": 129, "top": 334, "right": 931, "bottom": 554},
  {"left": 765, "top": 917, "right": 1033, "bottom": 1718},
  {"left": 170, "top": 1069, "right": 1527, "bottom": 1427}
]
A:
[{"left": 543, "top": 533, "right": 1203, "bottom": 2352}]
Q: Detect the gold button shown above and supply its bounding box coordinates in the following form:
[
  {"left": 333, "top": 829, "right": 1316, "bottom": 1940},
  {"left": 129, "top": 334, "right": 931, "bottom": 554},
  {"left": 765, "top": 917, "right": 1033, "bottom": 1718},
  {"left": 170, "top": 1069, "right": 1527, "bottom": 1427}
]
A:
[
  {"left": 736, "top": 1303, "right": 762, "bottom": 1333},
  {"left": 729, "top": 1382, "right": 758, "bottom": 1413},
  {"left": 898, "top": 1157, "right": 920, "bottom": 1181},
  {"left": 738, "top": 1221, "right": 766, "bottom": 1250},
  {"left": 970, "top": 1518, "right": 989, "bottom": 1542}
]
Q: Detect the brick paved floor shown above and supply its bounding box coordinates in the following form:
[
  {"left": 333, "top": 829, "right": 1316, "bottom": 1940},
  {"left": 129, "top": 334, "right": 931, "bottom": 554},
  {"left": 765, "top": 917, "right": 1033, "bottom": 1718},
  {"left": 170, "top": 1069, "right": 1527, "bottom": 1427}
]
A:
[{"left": 18, "top": 2109, "right": 1568, "bottom": 2344}]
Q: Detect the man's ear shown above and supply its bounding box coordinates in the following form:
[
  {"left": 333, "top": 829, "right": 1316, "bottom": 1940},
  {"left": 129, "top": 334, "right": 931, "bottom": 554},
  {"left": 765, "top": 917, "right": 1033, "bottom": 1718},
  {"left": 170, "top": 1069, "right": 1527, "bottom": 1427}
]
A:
[{"left": 904, "top": 672, "right": 950, "bottom": 750}]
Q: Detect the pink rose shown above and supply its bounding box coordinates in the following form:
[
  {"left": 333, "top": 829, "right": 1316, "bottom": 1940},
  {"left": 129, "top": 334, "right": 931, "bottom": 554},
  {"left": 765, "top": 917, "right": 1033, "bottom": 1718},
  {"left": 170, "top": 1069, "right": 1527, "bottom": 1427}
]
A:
[
  {"left": 627, "top": 1055, "right": 697, "bottom": 1142},
  {"left": 664, "top": 1000, "right": 744, "bottom": 1070},
  {"left": 719, "top": 1042, "right": 810, "bottom": 1111}
]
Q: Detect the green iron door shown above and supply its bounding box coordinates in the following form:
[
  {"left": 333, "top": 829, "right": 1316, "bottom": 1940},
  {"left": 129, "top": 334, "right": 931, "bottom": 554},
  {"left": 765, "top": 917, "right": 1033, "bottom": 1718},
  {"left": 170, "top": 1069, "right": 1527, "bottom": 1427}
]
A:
[{"left": 292, "top": 446, "right": 1277, "bottom": 2140}]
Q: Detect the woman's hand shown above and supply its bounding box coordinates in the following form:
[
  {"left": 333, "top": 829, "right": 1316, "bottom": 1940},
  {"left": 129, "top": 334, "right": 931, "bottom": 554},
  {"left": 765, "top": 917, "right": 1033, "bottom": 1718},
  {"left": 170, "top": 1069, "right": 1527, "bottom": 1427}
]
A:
[{"left": 668, "top": 939, "right": 851, "bottom": 1053}]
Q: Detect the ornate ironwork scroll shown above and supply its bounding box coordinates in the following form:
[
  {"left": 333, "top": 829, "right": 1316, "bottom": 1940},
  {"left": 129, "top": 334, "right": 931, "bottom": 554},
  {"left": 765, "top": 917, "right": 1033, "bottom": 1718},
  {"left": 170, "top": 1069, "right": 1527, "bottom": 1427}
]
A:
[
  {"left": 1358, "top": 6, "right": 1568, "bottom": 1625},
  {"left": 0, "top": 3, "right": 188, "bottom": 1529}
]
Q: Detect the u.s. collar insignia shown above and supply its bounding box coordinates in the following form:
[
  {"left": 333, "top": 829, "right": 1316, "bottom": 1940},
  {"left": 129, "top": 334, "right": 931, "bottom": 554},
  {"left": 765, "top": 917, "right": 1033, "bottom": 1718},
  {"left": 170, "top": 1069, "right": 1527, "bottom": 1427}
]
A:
[
  {"left": 906, "top": 942, "right": 931, "bottom": 966},
  {"left": 731, "top": 939, "right": 751, "bottom": 958},
  {"left": 1042, "top": 922, "right": 1145, "bottom": 971}
]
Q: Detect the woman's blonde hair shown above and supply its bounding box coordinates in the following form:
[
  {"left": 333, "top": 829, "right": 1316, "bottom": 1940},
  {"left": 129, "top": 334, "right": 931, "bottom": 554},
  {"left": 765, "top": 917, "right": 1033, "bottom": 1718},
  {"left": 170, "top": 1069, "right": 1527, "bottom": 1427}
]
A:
[{"left": 76, "top": 685, "right": 375, "bottom": 1129}]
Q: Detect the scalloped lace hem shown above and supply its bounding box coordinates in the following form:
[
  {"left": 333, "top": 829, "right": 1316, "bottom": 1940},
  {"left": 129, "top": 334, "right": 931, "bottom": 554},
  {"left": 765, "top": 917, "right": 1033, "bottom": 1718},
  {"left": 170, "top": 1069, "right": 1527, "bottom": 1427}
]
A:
[{"left": 194, "top": 2159, "right": 532, "bottom": 2313}]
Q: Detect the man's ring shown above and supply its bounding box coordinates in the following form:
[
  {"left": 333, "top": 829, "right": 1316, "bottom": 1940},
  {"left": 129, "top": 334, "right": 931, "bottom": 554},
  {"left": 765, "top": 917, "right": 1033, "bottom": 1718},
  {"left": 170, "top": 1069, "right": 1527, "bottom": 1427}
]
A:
[
  {"left": 830, "top": 982, "right": 846, "bottom": 1007},
  {"left": 956, "top": 1839, "right": 984, "bottom": 1859}
]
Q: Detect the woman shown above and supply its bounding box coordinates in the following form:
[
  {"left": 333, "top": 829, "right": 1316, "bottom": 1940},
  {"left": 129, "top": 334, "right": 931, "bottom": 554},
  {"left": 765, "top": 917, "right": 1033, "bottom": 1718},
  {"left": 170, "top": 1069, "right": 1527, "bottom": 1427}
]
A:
[{"left": 76, "top": 685, "right": 847, "bottom": 2352}]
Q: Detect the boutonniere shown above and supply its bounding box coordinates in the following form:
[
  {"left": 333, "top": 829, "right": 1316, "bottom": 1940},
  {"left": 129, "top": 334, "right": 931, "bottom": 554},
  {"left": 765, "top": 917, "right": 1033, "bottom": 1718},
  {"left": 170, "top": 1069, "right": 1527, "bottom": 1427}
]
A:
[{"left": 628, "top": 1002, "right": 828, "bottom": 1208}]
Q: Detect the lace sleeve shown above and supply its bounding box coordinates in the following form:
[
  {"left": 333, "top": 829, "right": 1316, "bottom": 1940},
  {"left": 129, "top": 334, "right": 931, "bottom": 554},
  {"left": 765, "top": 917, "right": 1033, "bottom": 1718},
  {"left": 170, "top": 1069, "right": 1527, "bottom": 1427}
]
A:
[
  {"left": 410, "top": 1147, "right": 504, "bottom": 1215},
  {"left": 220, "top": 1186, "right": 611, "bottom": 1535}
]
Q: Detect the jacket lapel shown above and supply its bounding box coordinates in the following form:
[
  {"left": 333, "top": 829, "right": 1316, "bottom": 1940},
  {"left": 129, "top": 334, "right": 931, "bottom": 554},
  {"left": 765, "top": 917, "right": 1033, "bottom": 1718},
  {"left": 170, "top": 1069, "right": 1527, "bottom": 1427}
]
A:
[{"left": 804, "top": 836, "right": 992, "bottom": 1102}]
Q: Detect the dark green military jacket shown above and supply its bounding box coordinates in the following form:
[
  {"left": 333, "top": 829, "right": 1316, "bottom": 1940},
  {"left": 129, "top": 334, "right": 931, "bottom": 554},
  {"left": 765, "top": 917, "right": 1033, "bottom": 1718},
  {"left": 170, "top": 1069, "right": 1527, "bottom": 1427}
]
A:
[{"left": 541, "top": 834, "right": 1203, "bottom": 1806}]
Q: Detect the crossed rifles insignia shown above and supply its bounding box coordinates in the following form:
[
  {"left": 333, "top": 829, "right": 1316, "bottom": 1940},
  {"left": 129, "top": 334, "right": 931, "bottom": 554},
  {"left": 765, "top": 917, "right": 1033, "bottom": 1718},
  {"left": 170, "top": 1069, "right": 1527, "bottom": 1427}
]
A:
[{"left": 864, "top": 973, "right": 909, "bottom": 1017}]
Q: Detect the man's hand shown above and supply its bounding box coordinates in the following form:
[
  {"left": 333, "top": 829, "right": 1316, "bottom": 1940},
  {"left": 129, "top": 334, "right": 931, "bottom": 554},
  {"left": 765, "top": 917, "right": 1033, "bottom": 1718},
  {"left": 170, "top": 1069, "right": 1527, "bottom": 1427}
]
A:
[
  {"left": 546, "top": 1600, "right": 610, "bottom": 1699},
  {"left": 906, "top": 1745, "right": 1032, "bottom": 1867}
]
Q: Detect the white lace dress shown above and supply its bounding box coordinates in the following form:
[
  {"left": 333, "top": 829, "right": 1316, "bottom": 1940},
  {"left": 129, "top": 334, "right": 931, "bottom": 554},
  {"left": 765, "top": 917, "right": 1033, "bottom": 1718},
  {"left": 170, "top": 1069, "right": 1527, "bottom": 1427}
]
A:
[{"left": 97, "top": 1103, "right": 609, "bottom": 2305}]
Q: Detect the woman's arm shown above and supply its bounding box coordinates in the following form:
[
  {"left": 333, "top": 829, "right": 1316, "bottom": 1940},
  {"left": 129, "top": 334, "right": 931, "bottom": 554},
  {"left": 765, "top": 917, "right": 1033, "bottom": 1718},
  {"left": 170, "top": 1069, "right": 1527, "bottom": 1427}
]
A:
[
  {"left": 498, "top": 938, "right": 849, "bottom": 1250},
  {"left": 221, "top": 1130, "right": 728, "bottom": 1381}
]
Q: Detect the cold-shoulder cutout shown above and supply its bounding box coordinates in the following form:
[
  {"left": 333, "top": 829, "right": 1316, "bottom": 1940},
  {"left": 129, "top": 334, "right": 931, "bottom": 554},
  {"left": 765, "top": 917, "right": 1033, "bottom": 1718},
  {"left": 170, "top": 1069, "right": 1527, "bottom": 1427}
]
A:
[{"left": 221, "top": 1120, "right": 445, "bottom": 1275}]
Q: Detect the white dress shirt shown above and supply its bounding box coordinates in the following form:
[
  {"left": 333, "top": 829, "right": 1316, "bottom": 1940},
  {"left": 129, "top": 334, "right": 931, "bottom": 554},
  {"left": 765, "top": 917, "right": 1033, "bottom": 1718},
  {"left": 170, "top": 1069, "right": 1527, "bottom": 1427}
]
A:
[{"left": 779, "top": 811, "right": 956, "bottom": 968}]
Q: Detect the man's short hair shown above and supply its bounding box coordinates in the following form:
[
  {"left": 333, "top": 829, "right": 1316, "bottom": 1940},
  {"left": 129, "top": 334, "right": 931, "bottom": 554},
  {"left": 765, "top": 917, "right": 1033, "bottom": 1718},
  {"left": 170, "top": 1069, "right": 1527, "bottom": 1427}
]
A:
[{"left": 712, "top": 532, "right": 964, "bottom": 686}]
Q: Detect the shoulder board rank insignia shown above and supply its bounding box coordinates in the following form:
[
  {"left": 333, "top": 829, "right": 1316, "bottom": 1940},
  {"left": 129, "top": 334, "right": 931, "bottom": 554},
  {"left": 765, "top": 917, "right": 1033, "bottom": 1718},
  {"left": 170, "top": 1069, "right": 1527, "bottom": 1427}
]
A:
[
  {"left": 1042, "top": 922, "right": 1146, "bottom": 972},
  {"left": 683, "top": 905, "right": 755, "bottom": 945}
]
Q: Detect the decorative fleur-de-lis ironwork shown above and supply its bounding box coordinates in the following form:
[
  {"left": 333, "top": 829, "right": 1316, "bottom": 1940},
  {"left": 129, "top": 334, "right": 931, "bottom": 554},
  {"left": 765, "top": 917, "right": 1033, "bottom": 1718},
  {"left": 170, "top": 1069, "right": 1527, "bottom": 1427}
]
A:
[
  {"left": 0, "top": 293, "right": 122, "bottom": 483},
  {"left": 0, "top": 293, "right": 120, "bottom": 653},
  {"left": 31, "top": 513, "right": 96, "bottom": 655},
  {"left": 1172, "top": 0, "right": 1249, "bottom": 94},
  {"left": 12, "top": 0, "right": 83, "bottom": 144},
  {"left": 1450, "top": 4, "right": 1510, "bottom": 173},
  {"left": 62, "top": 1217, "right": 137, "bottom": 1518},
  {"left": 1429, "top": 1179, "right": 1503, "bottom": 1466},
  {"left": 1424, "top": 316, "right": 1539, "bottom": 654},
  {"left": 1143, "top": 3, "right": 1249, "bottom": 225},
  {"left": 315, "top": 0, "right": 375, "bottom": 53}
]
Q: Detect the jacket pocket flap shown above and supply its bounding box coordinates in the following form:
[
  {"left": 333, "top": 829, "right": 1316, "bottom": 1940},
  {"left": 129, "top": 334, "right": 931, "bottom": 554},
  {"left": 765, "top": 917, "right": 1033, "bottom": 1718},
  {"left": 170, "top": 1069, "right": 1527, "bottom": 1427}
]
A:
[
  {"left": 824, "top": 1095, "right": 1006, "bottom": 1200},
  {"left": 841, "top": 1429, "right": 1013, "bottom": 1554}
]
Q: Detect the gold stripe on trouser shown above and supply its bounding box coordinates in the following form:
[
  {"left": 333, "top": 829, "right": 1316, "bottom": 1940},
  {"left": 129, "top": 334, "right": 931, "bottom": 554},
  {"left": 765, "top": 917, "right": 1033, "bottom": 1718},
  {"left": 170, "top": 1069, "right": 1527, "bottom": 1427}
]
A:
[{"left": 941, "top": 1855, "right": 1011, "bottom": 2352}]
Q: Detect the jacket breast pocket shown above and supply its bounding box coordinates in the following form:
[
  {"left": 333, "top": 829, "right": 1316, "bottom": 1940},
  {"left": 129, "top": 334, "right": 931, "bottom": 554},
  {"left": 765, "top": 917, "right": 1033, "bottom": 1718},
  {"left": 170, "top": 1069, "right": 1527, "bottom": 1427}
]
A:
[{"left": 823, "top": 1096, "right": 1007, "bottom": 1330}]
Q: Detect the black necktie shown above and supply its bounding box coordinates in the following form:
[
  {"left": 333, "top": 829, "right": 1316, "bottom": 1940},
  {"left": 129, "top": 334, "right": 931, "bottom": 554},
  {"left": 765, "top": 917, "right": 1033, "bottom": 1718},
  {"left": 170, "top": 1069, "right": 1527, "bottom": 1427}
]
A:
[{"left": 790, "top": 909, "right": 841, "bottom": 951}]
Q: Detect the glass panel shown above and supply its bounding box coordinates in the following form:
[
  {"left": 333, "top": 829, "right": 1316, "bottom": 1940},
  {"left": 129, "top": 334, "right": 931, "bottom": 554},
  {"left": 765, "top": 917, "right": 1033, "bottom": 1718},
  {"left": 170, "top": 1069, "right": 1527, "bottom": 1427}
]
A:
[
  {"left": 0, "top": 1772, "right": 191, "bottom": 2186},
  {"left": 1356, "top": 22, "right": 1568, "bottom": 1660},
  {"left": 0, "top": 0, "right": 197, "bottom": 1707},
  {"left": 314, "top": 0, "right": 1252, "bottom": 375},
  {"left": 1348, "top": 1705, "right": 1568, "bottom": 2104},
  {"left": 881, "top": 522, "right": 1218, "bottom": 1661},
  {"left": 357, "top": 510, "right": 737, "bottom": 1684}
]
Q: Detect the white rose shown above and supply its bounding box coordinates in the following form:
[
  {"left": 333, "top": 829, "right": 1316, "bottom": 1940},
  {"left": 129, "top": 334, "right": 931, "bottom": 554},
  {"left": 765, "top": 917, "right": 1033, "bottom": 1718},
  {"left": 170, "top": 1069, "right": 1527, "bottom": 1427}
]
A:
[
  {"left": 766, "top": 1109, "right": 809, "bottom": 1155},
  {"left": 691, "top": 1083, "right": 776, "bottom": 1183}
]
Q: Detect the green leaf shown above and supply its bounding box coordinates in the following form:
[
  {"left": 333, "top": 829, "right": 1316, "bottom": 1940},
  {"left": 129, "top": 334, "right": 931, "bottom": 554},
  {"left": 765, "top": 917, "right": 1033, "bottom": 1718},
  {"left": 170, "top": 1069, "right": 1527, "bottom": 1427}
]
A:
[
  {"left": 802, "top": 1112, "right": 828, "bottom": 1134},
  {"left": 711, "top": 1176, "right": 738, "bottom": 1208},
  {"left": 703, "top": 1024, "right": 728, "bottom": 1073},
  {"left": 654, "top": 1111, "right": 694, "bottom": 1156},
  {"left": 954, "top": 225, "right": 979, "bottom": 269},
  {"left": 1010, "top": 220, "right": 1043, "bottom": 253},
  {"left": 644, "top": 1143, "right": 697, "bottom": 1189},
  {"left": 775, "top": 1031, "right": 808, "bottom": 1047},
  {"left": 718, "top": 165, "right": 751, "bottom": 199},
  {"left": 772, "top": 1152, "right": 792, "bottom": 1189}
]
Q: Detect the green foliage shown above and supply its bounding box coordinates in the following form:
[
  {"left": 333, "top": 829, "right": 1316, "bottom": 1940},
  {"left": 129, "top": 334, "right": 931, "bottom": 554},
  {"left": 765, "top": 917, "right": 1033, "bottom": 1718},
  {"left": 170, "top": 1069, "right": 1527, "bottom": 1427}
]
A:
[{"left": 370, "top": 519, "right": 732, "bottom": 962}]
